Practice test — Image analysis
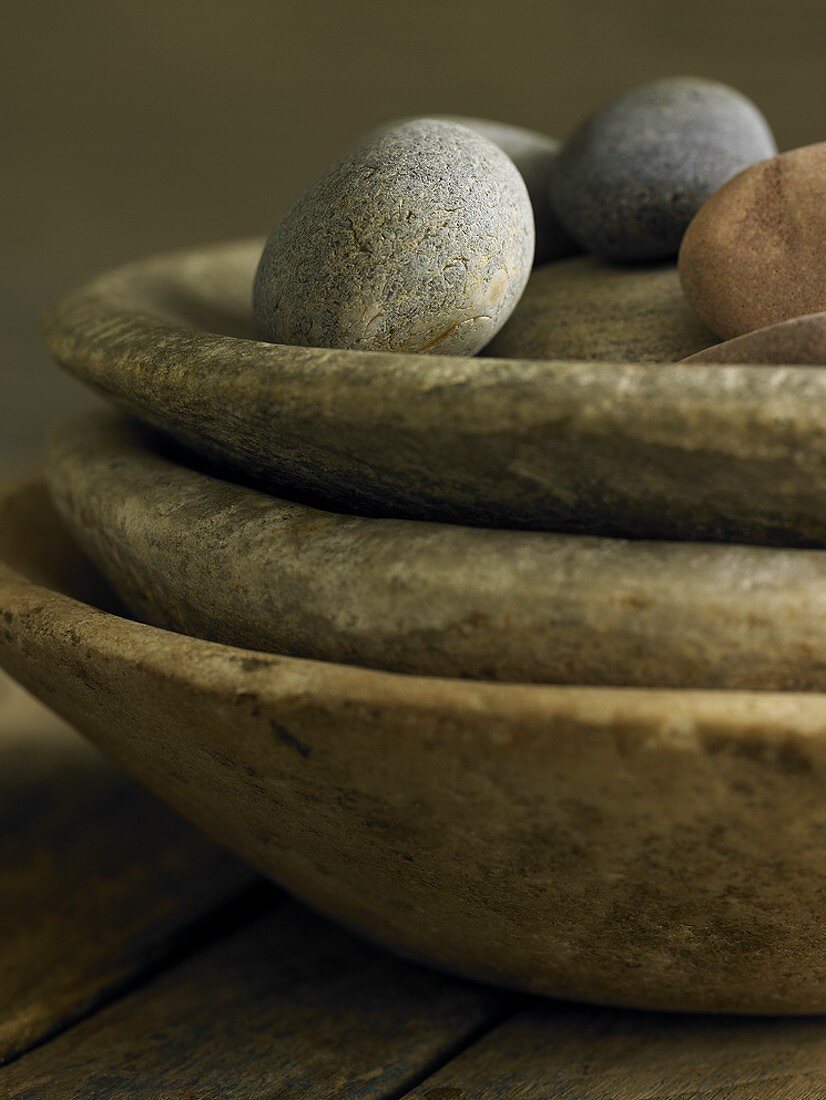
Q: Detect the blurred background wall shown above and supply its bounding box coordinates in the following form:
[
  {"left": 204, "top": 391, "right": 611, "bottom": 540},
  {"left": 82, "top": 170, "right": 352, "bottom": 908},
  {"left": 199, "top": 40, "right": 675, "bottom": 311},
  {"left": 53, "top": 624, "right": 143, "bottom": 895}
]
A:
[{"left": 2, "top": 0, "right": 824, "bottom": 474}]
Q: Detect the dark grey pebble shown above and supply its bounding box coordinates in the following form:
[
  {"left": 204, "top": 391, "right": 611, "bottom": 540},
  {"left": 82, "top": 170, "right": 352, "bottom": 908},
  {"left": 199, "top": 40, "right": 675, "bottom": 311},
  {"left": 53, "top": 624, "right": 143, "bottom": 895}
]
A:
[{"left": 549, "top": 77, "right": 777, "bottom": 262}]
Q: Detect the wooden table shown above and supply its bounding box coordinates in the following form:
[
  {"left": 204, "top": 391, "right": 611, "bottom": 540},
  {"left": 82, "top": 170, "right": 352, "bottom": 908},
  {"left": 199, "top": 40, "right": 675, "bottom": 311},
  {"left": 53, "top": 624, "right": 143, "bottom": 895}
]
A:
[{"left": 2, "top": 671, "right": 826, "bottom": 1099}]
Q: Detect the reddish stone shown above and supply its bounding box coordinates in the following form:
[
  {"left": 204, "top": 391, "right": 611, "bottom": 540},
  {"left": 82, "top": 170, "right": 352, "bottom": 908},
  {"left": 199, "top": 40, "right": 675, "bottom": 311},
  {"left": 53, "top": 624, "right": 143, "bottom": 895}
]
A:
[{"left": 679, "top": 143, "right": 826, "bottom": 339}]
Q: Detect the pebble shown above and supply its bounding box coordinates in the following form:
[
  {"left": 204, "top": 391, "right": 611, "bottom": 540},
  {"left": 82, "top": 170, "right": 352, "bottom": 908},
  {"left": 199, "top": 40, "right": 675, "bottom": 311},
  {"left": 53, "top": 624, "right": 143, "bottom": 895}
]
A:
[
  {"left": 485, "top": 255, "right": 715, "bottom": 363},
  {"left": 682, "top": 313, "right": 826, "bottom": 364},
  {"left": 254, "top": 119, "right": 534, "bottom": 356},
  {"left": 679, "top": 143, "right": 826, "bottom": 339},
  {"left": 368, "top": 115, "right": 579, "bottom": 265},
  {"left": 549, "top": 77, "right": 777, "bottom": 262}
]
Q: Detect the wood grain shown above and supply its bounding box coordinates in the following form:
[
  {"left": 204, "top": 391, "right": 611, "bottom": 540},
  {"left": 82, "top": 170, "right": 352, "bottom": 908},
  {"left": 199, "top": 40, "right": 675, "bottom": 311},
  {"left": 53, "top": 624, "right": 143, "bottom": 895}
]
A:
[
  {"left": 0, "top": 903, "right": 508, "bottom": 1099},
  {"left": 47, "top": 410, "right": 826, "bottom": 691},
  {"left": 0, "top": 673, "right": 254, "bottom": 1065},
  {"left": 6, "top": 477, "right": 826, "bottom": 1015},
  {"left": 5, "top": 655, "right": 826, "bottom": 1098},
  {"left": 403, "top": 1003, "right": 826, "bottom": 1099},
  {"left": 42, "top": 239, "right": 826, "bottom": 547}
]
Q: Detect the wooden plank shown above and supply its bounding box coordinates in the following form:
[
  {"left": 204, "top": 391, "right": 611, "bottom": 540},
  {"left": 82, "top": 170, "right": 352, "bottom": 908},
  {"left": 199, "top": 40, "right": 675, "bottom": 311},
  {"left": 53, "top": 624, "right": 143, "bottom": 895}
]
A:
[
  {"left": 0, "top": 902, "right": 509, "bottom": 1100},
  {"left": 402, "top": 1003, "right": 826, "bottom": 1099},
  {"left": 0, "top": 672, "right": 255, "bottom": 1064}
]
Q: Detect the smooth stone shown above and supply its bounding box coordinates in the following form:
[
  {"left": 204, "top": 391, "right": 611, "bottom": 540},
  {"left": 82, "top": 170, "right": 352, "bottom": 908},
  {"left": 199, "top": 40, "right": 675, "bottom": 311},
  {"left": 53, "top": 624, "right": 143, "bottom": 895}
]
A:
[
  {"left": 253, "top": 119, "right": 534, "bottom": 356},
  {"left": 42, "top": 240, "right": 826, "bottom": 546},
  {"left": 486, "top": 256, "right": 716, "bottom": 363},
  {"left": 679, "top": 143, "right": 826, "bottom": 340},
  {"left": 682, "top": 313, "right": 826, "bottom": 364},
  {"left": 47, "top": 412, "right": 826, "bottom": 691},
  {"left": 5, "top": 476, "right": 826, "bottom": 1014},
  {"left": 550, "top": 77, "right": 777, "bottom": 262},
  {"left": 368, "top": 115, "right": 579, "bottom": 265}
]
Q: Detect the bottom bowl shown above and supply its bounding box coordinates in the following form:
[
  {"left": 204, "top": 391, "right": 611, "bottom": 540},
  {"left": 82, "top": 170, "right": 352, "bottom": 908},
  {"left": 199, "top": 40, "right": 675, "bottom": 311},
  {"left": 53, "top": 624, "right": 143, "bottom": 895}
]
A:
[{"left": 2, "top": 475, "right": 826, "bottom": 1014}]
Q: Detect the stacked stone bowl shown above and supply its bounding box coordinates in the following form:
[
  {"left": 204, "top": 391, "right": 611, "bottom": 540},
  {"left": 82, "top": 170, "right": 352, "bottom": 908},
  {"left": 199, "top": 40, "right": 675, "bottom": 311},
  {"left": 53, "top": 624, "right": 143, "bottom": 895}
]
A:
[{"left": 3, "top": 79, "right": 826, "bottom": 1015}]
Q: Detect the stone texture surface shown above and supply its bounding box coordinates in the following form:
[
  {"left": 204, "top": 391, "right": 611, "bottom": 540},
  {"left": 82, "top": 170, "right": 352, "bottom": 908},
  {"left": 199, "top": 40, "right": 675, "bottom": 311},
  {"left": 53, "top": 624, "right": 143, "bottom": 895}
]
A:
[
  {"left": 679, "top": 143, "right": 826, "bottom": 340},
  {"left": 486, "top": 256, "right": 715, "bottom": 362},
  {"left": 682, "top": 312, "right": 826, "bottom": 365},
  {"left": 253, "top": 119, "right": 534, "bottom": 355},
  {"left": 368, "top": 115, "right": 579, "bottom": 265},
  {"left": 4, "top": 476, "right": 826, "bottom": 1014},
  {"left": 42, "top": 239, "right": 826, "bottom": 546},
  {"left": 47, "top": 412, "right": 826, "bottom": 691},
  {"left": 550, "top": 77, "right": 777, "bottom": 261}
]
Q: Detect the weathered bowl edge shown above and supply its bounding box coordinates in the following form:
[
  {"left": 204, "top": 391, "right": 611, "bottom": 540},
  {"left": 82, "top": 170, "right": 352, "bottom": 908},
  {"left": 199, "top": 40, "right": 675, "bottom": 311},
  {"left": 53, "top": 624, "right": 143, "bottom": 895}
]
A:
[
  {"left": 5, "top": 476, "right": 826, "bottom": 1014},
  {"left": 40, "top": 238, "right": 826, "bottom": 545}
]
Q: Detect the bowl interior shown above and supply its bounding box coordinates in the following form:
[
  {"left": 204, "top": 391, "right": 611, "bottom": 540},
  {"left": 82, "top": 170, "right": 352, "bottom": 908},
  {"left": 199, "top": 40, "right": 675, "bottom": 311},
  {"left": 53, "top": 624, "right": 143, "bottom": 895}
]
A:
[
  {"left": 0, "top": 478, "right": 120, "bottom": 612},
  {"left": 111, "top": 237, "right": 260, "bottom": 340}
]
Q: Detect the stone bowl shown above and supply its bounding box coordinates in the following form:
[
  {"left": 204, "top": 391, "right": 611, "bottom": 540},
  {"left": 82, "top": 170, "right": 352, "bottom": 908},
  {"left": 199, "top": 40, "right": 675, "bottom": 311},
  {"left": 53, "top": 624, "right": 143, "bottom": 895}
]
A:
[
  {"left": 47, "top": 410, "right": 826, "bottom": 691},
  {"left": 4, "top": 475, "right": 826, "bottom": 1014},
  {"left": 42, "top": 239, "right": 826, "bottom": 546}
]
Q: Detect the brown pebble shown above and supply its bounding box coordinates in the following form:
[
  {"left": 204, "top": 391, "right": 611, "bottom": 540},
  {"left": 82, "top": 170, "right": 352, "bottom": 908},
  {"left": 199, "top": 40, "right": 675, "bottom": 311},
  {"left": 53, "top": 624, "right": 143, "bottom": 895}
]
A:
[
  {"left": 679, "top": 143, "right": 826, "bottom": 339},
  {"left": 682, "top": 312, "right": 826, "bottom": 364}
]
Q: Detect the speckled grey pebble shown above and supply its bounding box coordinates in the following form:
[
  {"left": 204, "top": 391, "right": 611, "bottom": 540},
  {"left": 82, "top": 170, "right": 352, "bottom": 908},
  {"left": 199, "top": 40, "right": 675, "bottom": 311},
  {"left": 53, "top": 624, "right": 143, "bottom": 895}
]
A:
[
  {"left": 254, "top": 119, "right": 534, "bottom": 355},
  {"left": 549, "top": 77, "right": 777, "bottom": 262},
  {"left": 368, "top": 115, "right": 579, "bottom": 265}
]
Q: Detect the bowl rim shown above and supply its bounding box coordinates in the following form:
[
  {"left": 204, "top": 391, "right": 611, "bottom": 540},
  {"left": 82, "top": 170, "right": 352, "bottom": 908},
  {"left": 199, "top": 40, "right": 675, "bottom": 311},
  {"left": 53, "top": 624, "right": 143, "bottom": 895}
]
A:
[
  {"left": 10, "top": 473, "right": 826, "bottom": 1018},
  {"left": 45, "top": 409, "right": 826, "bottom": 693},
  {"left": 44, "top": 235, "right": 826, "bottom": 389},
  {"left": 3, "top": 473, "right": 826, "bottom": 741},
  {"left": 39, "top": 237, "right": 826, "bottom": 546}
]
